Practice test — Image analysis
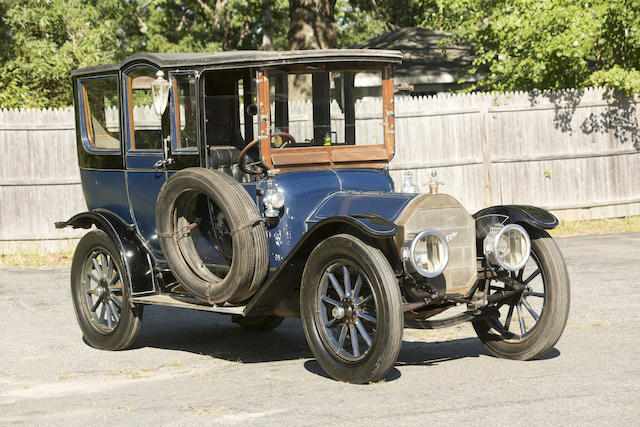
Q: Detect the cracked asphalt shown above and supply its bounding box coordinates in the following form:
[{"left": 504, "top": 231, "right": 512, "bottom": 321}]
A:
[{"left": 1, "top": 233, "right": 639, "bottom": 425}]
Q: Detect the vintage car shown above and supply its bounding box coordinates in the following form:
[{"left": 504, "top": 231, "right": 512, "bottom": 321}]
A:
[{"left": 57, "top": 50, "right": 570, "bottom": 384}]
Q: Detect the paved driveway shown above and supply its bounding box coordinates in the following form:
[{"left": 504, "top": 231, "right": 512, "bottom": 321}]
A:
[{"left": 1, "top": 233, "right": 639, "bottom": 425}]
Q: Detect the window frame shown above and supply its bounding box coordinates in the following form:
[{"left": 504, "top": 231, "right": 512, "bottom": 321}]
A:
[
  {"left": 169, "top": 70, "right": 199, "bottom": 154},
  {"left": 123, "top": 64, "right": 164, "bottom": 153},
  {"left": 257, "top": 64, "right": 396, "bottom": 171},
  {"left": 77, "top": 75, "right": 122, "bottom": 155}
]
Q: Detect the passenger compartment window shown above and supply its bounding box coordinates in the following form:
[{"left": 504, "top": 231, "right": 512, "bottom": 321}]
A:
[
  {"left": 80, "top": 77, "right": 120, "bottom": 151},
  {"left": 127, "top": 67, "right": 167, "bottom": 150},
  {"left": 172, "top": 73, "right": 198, "bottom": 151}
]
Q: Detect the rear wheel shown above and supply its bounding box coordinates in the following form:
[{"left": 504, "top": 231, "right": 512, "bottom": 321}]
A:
[
  {"left": 71, "top": 230, "right": 142, "bottom": 350},
  {"left": 301, "top": 234, "right": 403, "bottom": 384},
  {"left": 473, "top": 228, "right": 570, "bottom": 360}
]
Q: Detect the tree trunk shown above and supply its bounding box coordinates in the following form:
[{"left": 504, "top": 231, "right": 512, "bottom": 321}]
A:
[
  {"left": 288, "top": 0, "right": 338, "bottom": 50},
  {"left": 262, "top": 0, "right": 274, "bottom": 50}
]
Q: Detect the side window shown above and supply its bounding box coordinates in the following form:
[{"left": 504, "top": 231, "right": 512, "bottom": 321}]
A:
[
  {"left": 127, "top": 67, "right": 164, "bottom": 150},
  {"left": 172, "top": 73, "right": 198, "bottom": 151},
  {"left": 81, "top": 77, "right": 120, "bottom": 151}
]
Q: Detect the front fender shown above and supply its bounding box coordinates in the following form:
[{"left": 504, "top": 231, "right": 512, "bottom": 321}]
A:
[
  {"left": 56, "top": 210, "right": 156, "bottom": 296},
  {"left": 473, "top": 205, "right": 558, "bottom": 230},
  {"left": 244, "top": 214, "right": 400, "bottom": 317},
  {"left": 472, "top": 205, "right": 558, "bottom": 257}
]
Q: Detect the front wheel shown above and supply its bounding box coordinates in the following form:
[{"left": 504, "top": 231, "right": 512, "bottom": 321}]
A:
[
  {"left": 472, "top": 228, "right": 570, "bottom": 360},
  {"left": 71, "top": 230, "right": 143, "bottom": 350},
  {"left": 301, "top": 234, "right": 403, "bottom": 384}
]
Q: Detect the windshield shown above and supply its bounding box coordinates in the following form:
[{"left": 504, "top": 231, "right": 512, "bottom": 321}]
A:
[{"left": 268, "top": 69, "right": 383, "bottom": 148}]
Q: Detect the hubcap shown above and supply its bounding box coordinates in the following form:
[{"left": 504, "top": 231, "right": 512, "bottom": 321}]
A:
[
  {"left": 317, "top": 262, "right": 378, "bottom": 361},
  {"left": 81, "top": 250, "right": 123, "bottom": 333}
]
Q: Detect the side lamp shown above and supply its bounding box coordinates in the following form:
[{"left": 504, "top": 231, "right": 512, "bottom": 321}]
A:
[{"left": 151, "top": 70, "right": 170, "bottom": 116}]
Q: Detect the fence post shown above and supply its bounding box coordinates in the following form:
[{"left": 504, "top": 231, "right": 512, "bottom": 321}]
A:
[{"left": 479, "top": 102, "right": 493, "bottom": 207}]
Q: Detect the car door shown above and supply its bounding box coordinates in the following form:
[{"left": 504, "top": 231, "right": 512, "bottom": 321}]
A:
[{"left": 123, "top": 65, "right": 170, "bottom": 254}]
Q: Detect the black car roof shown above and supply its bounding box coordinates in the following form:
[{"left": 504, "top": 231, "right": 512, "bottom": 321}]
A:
[{"left": 70, "top": 49, "right": 403, "bottom": 77}]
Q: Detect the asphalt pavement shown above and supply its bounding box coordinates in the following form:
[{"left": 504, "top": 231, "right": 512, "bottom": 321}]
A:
[{"left": 1, "top": 233, "right": 639, "bottom": 425}]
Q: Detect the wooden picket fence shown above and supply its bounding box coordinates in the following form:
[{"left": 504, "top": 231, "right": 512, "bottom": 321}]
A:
[{"left": 0, "top": 87, "right": 639, "bottom": 253}]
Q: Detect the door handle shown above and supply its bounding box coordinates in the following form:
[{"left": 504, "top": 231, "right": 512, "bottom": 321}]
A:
[{"left": 154, "top": 158, "right": 175, "bottom": 169}]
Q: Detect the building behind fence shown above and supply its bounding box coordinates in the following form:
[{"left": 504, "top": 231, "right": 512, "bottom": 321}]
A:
[{"left": 1, "top": 87, "right": 639, "bottom": 253}]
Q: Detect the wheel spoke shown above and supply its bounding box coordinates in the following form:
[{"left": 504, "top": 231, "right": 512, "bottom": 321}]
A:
[
  {"left": 327, "top": 273, "right": 345, "bottom": 299},
  {"left": 321, "top": 296, "right": 340, "bottom": 307},
  {"left": 523, "top": 268, "right": 540, "bottom": 285},
  {"left": 517, "top": 268, "right": 524, "bottom": 281},
  {"left": 87, "top": 272, "right": 100, "bottom": 284},
  {"left": 108, "top": 272, "right": 120, "bottom": 288},
  {"left": 337, "top": 324, "right": 348, "bottom": 349},
  {"left": 90, "top": 298, "right": 101, "bottom": 312},
  {"left": 110, "top": 286, "right": 123, "bottom": 294},
  {"left": 342, "top": 266, "right": 351, "bottom": 297},
  {"left": 521, "top": 298, "right": 540, "bottom": 321},
  {"left": 100, "top": 253, "right": 108, "bottom": 277},
  {"left": 109, "top": 301, "right": 120, "bottom": 323},
  {"left": 106, "top": 256, "right": 112, "bottom": 281},
  {"left": 91, "top": 258, "right": 102, "bottom": 279},
  {"left": 99, "top": 303, "right": 106, "bottom": 324},
  {"left": 517, "top": 303, "right": 526, "bottom": 334},
  {"left": 354, "top": 319, "right": 372, "bottom": 347},
  {"left": 353, "top": 275, "right": 362, "bottom": 299},
  {"left": 349, "top": 324, "right": 360, "bottom": 357},
  {"left": 354, "top": 295, "right": 372, "bottom": 307},
  {"left": 325, "top": 317, "right": 339, "bottom": 328},
  {"left": 527, "top": 291, "right": 545, "bottom": 298},
  {"left": 357, "top": 310, "right": 376, "bottom": 324},
  {"left": 105, "top": 303, "right": 113, "bottom": 329},
  {"left": 504, "top": 304, "right": 514, "bottom": 332},
  {"left": 110, "top": 295, "right": 122, "bottom": 309}
]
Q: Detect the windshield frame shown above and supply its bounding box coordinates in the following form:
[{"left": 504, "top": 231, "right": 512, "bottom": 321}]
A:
[{"left": 256, "top": 63, "right": 395, "bottom": 171}]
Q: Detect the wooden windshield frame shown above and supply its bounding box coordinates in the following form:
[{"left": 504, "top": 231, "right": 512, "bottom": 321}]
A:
[{"left": 256, "top": 64, "right": 395, "bottom": 171}]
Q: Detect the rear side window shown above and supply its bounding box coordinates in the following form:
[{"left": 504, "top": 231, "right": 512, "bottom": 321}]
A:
[
  {"left": 173, "top": 73, "right": 198, "bottom": 151},
  {"left": 127, "top": 67, "right": 165, "bottom": 150},
  {"left": 81, "top": 77, "right": 121, "bottom": 151}
]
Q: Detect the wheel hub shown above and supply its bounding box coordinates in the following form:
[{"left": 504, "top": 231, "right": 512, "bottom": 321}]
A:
[{"left": 332, "top": 306, "right": 345, "bottom": 320}]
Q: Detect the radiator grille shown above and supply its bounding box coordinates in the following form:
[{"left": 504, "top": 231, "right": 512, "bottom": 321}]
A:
[{"left": 398, "top": 195, "right": 477, "bottom": 293}]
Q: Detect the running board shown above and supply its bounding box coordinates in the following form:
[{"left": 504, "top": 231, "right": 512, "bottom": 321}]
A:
[{"left": 131, "top": 294, "right": 245, "bottom": 315}]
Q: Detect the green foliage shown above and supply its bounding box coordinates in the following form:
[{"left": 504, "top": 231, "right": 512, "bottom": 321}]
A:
[
  {"left": 438, "top": 0, "right": 640, "bottom": 94},
  {"left": 0, "top": 0, "right": 126, "bottom": 108},
  {"left": 337, "top": 0, "right": 440, "bottom": 47},
  {"left": 1, "top": 0, "right": 639, "bottom": 108}
]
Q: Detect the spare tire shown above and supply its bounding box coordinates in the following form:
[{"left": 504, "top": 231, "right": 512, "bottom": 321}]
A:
[{"left": 156, "top": 168, "right": 269, "bottom": 304}]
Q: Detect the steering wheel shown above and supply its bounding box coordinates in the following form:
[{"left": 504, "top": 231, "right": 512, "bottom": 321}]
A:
[
  {"left": 271, "top": 131, "right": 297, "bottom": 149},
  {"left": 238, "top": 138, "right": 265, "bottom": 175}
]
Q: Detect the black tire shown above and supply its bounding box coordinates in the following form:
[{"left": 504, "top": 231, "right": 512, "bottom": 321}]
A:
[
  {"left": 233, "top": 315, "right": 284, "bottom": 331},
  {"left": 156, "top": 168, "right": 269, "bottom": 304},
  {"left": 472, "top": 228, "right": 570, "bottom": 360},
  {"left": 300, "top": 234, "right": 403, "bottom": 384},
  {"left": 71, "top": 230, "right": 143, "bottom": 350}
]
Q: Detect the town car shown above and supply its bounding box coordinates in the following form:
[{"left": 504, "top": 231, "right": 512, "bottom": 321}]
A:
[{"left": 57, "top": 50, "right": 570, "bottom": 383}]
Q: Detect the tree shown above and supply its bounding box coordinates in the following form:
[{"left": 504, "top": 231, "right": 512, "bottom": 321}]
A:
[
  {"left": 0, "top": 0, "right": 126, "bottom": 108},
  {"left": 336, "top": 0, "right": 440, "bottom": 48},
  {"left": 438, "top": 0, "right": 640, "bottom": 94},
  {"left": 288, "top": 0, "right": 338, "bottom": 49}
]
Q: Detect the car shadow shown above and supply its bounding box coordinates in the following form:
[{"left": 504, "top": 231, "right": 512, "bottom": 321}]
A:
[{"left": 131, "top": 305, "right": 560, "bottom": 380}]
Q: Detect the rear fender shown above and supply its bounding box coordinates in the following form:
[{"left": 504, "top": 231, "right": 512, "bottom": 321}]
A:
[
  {"left": 56, "top": 210, "right": 156, "bottom": 296},
  {"left": 243, "top": 215, "right": 400, "bottom": 317}
]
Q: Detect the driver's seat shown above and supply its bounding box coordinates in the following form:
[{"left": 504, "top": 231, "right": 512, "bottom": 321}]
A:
[{"left": 207, "top": 145, "right": 257, "bottom": 183}]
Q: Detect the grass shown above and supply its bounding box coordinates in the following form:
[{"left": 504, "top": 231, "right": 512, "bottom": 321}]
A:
[
  {"left": 0, "top": 248, "right": 75, "bottom": 268},
  {"left": 1, "top": 216, "right": 639, "bottom": 267},
  {"left": 549, "top": 215, "right": 640, "bottom": 237}
]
